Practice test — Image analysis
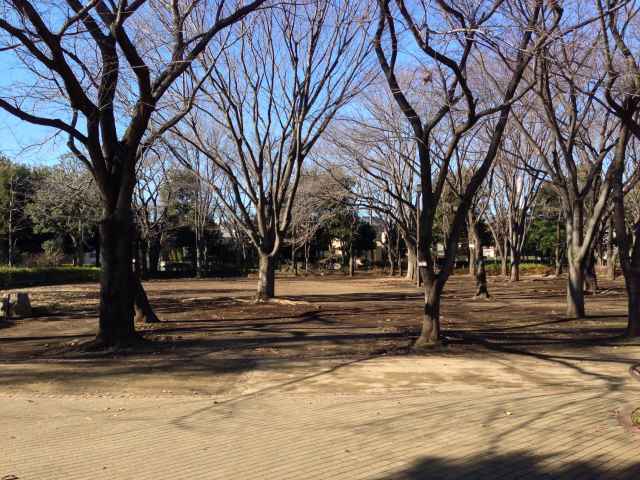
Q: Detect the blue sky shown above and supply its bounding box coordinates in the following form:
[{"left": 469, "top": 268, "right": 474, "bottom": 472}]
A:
[
  {"left": 0, "top": 111, "right": 66, "bottom": 165},
  {"left": 0, "top": 50, "right": 67, "bottom": 166}
]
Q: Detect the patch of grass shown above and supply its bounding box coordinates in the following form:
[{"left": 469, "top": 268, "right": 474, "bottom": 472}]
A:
[{"left": 0, "top": 266, "right": 100, "bottom": 289}]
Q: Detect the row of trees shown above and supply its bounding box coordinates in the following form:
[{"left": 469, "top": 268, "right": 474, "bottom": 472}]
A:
[
  {"left": 1, "top": 0, "right": 639, "bottom": 348},
  {"left": 1, "top": 155, "right": 379, "bottom": 275}
]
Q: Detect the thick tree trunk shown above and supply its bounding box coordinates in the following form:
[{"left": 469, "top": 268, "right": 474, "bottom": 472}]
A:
[
  {"left": 97, "top": 210, "right": 139, "bottom": 346},
  {"left": 626, "top": 278, "right": 640, "bottom": 337},
  {"left": 257, "top": 253, "right": 275, "bottom": 300},
  {"left": 566, "top": 261, "right": 585, "bottom": 318},
  {"left": 414, "top": 272, "right": 441, "bottom": 348}
]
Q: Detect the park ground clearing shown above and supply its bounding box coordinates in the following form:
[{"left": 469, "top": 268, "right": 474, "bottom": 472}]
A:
[{"left": 1, "top": 273, "right": 640, "bottom": 479}]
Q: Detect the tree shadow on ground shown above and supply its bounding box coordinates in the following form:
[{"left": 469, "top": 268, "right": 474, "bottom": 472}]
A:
[{"left": 377, "top": 452, "right": 640, "bottom": 479}]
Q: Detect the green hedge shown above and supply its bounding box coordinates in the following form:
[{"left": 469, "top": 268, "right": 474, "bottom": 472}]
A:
[
  {"left": 0, "top": 266, "right": 101, "bottom": 289},
  {"left": 481, "top": 262, "right": 554, "bottom": 276}
]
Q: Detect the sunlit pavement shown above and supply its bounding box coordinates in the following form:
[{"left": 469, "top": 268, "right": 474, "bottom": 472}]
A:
[{"left": 3, "top": 355, "right": 640, "bottom": 479}]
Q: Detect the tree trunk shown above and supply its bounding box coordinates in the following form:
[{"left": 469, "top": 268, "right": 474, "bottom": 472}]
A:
[
  {"left": 134, "top": 277, "right": 160, "bottom": 323},
  {"left": 396, "top": 233, "right": 403, "bottom": 277},
  {"left": 148, "top": 237, "right": 161, "bottom": 275},
  {"left": 304, "top": 242, "right": 310, "bottom": 273},
  {"left": 76, "top": 236, "right": 85, "bottom": 266},
  {"left": 510, "top": 249, "right": 520, "bottom": 282},
  {"left": 291, "top": 246, "right": 298, "bottom": 276},
  {"left": 138, "top": 238, "right": 148, "bottom": 279},
  {"left": 195, "top": 233, "right": 203, "bottom": 278},
  {"left": 471, "top": 220, "right": 489, "bottom": 298},
  {"left": 468, "top": 243, "right": 476, "bottom": 276},
  {"left": 500, "top": 253, "right": 508, "bottom": 277},
  {"left": 608, "top": 252, "right": 617, "bottom": 280},
  {"left": 7, "top": 229, "right": 13, "bottom": 267},
  {"left": 555, "top": 256, "right": 563, "bottom": 277},
  {"left": 97, "top": 210, "right": 139, "bottom": 346},
  {"left": 584, "top": 254, "right": 598, "bottom": 294},
  {"left": 414, "top": 272, "right": 441, "bottom": 348},
  {"left": 406, "top": 247, "right": 416, "bottom": 281},
  {"left": 566, "top": 261, "right": 585, "bottom": 318},
  {"left": 555, "top": 219, "right": 562, "bottom": 277},
  {"left": 475, "top": 258, "right": 490, "bottom": 299},
  {"left": 607, "top": 216, "right": 616, "bottom": 280},
  {"left": 257, "top": 253, "right": 275, "bottom": 300},
  {"left": 626, "top": 277, "right": 640, "bottom": 337},
  {"left": 348, "top": 240, "right": 355, "bottom": 277},
  {"left": 95, "top": 230, "right": 101, "bottom": 268},
  {"left": 502, "top": 237, "right": 509, "bottom": 277}
]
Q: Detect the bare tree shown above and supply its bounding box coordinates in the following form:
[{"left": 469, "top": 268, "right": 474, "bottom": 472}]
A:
[
  {"left": 333, "top": 82, "right": 420, "bottom": 281},
  {"left": 133, "top": 149, "right": 173, "bottom": 277},
  {"left": 166, "top": 153, "right": 220, "bottom": 277},
  {"left": 0, "top": 158, "right": 31, "bottom": 266},
  {"left": 374, "top": 0, "right": 558, "bottom": 347},
  {"left": 286, "top": 168, "right": 346, "bottom": 274},
  {"left": 597, "top": 0, "right": 640, "bottom": 336},
  {"left": 0, "top": 0, "right": 267, "bottom": 346},
  {"left": 171, "top": 0, "right": 372, "bottom": 299},
  {"left": 494, "top": 125, "right": 545, "bottom": 281},
  {"left": 513, "top": 29, "right": 619, "bottom": 317}
]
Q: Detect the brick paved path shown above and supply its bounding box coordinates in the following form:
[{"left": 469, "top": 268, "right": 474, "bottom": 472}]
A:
[{"left": 3, "top": 358, "right": 639, "bottom": 479}]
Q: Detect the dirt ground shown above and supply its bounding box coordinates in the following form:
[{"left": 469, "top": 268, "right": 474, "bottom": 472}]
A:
[
  {"left": 0, "top": 272, "right": 638, "bottom": 396},
  {"left": 4, "top": 272, "right": 640, "bottom": 480}
]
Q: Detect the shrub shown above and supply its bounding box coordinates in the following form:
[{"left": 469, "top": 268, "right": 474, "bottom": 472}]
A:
[{"left": 0, "top": 266, "right": 100, "bottom": 289}]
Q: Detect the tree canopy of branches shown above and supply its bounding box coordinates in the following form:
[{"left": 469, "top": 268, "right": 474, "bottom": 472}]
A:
[
  {"left": 374, "top": 0, "right": 559, "bottom": 347},
  {"left": 0, "top": 0, "right": 267, "bottom": 346},
  {"left": 596, "top": 0, "right": 640, "bottom": 336},
  {"left": 170, "top": 0, "right": 372, "bottom": 299}
]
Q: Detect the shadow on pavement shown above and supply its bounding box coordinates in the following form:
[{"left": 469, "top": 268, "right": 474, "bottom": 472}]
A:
[{"left": 378, "top": 452, "right": 640, "bottom": 479}]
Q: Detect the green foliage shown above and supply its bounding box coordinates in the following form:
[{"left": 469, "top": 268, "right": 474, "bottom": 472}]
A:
[
  {"left": 525, "top": 217, "right": 562, "bottom": 260},
  {"left": 0, "top": 266, "right": 100, "bottom": 289},
  {"left": 354, "top": 221, "right": 377, "bottom": 254},
  {"left": 0, "top": 156, "right": 37, "bottom": 263},
  {"left": 22, "top": 239, "right": 65, "bottom": 267},
  {"left": 480, "top": 262, "right": 553, "bottom": 276},
  {"left": 25, "top": 156, "right": 100, "bottom": 257}
]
